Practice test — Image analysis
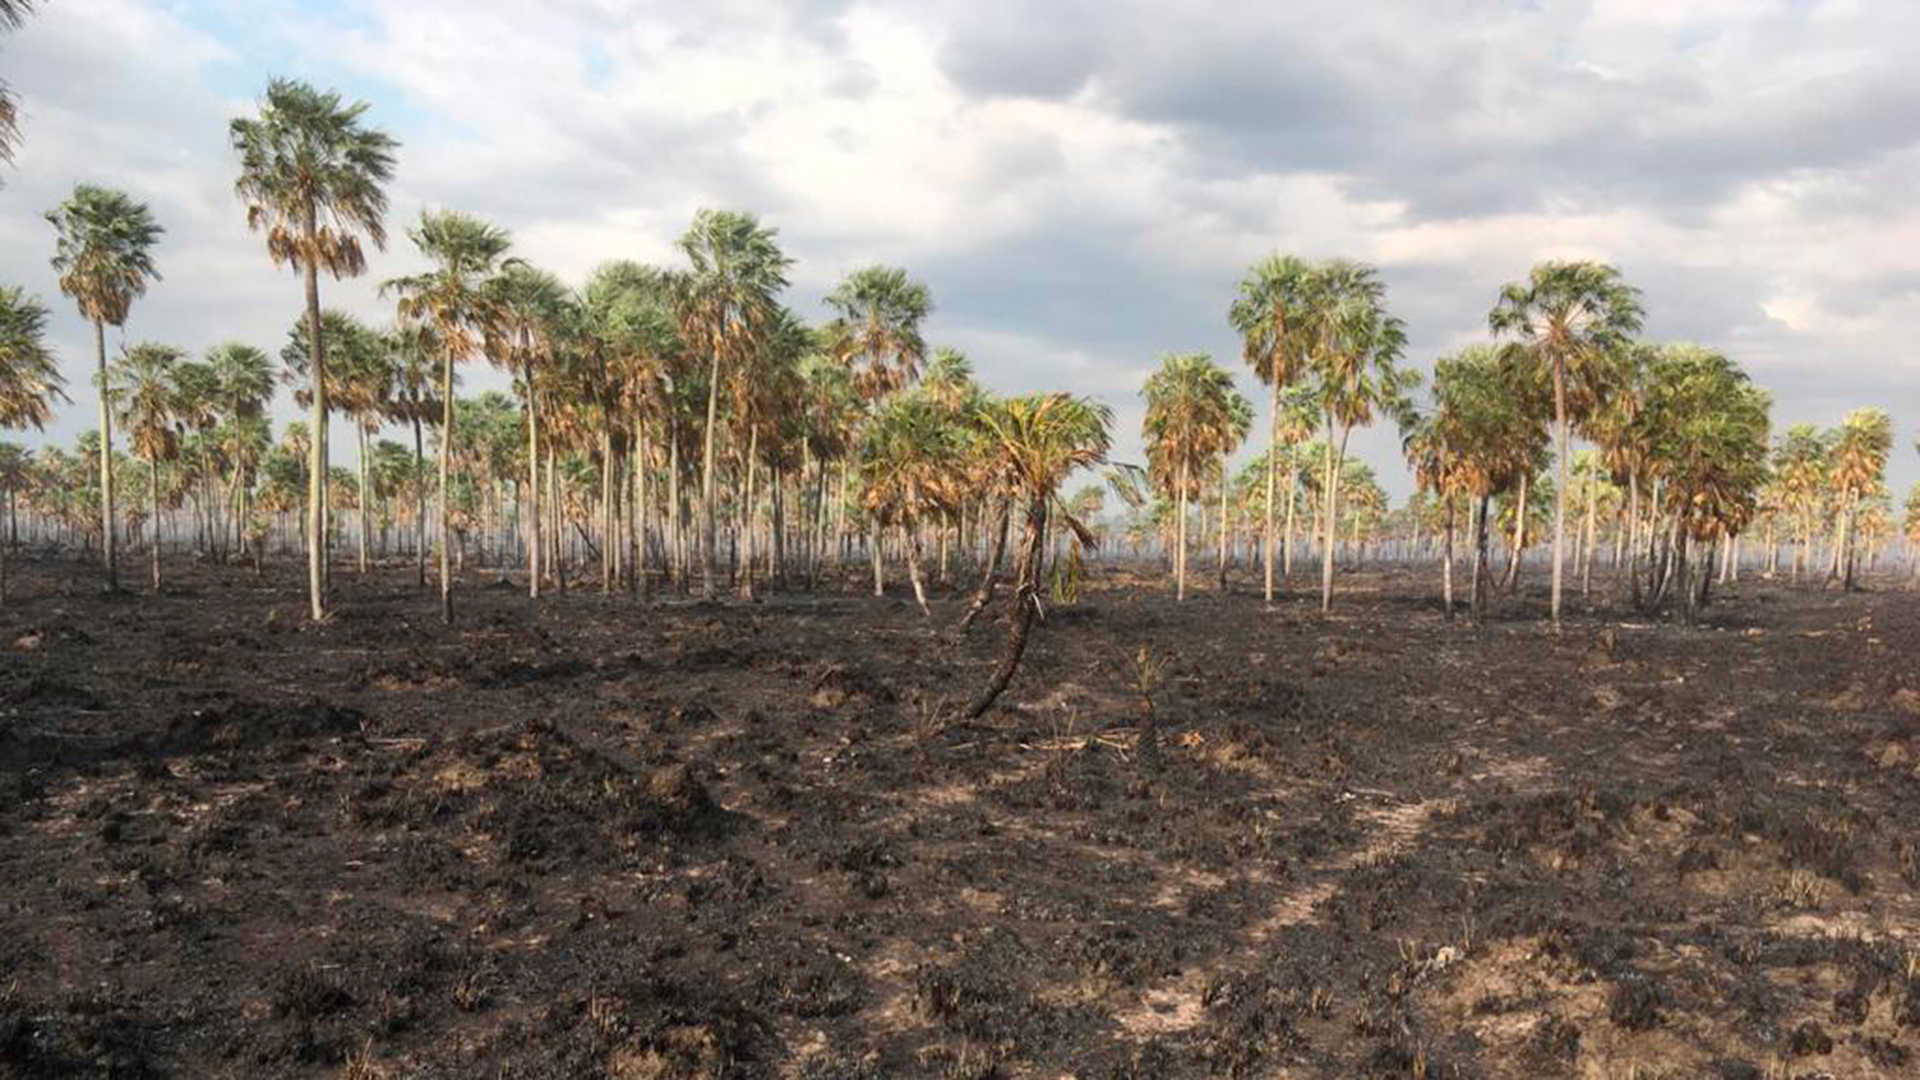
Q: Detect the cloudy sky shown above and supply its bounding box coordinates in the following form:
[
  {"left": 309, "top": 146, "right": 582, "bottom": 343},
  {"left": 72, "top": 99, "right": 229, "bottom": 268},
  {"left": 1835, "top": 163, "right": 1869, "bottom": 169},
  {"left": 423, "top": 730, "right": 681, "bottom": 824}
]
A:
[{"left": 3, "top": 0, "right": 1917, "bottom": 498}]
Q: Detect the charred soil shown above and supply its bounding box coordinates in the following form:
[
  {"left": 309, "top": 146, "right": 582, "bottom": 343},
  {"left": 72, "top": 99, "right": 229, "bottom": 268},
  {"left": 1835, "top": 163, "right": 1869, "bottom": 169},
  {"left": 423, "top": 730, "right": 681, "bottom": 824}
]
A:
[{"left": 2, "top": 555, "right": 1918, "bottom": 1078}]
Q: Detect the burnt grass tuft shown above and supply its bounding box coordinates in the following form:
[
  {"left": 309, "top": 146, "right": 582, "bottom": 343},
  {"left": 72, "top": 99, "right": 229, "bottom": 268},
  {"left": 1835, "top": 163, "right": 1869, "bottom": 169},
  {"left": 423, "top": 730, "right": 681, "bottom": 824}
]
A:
[{"left": 0, "top": 558, "right": 1917, "bottom": 1076}]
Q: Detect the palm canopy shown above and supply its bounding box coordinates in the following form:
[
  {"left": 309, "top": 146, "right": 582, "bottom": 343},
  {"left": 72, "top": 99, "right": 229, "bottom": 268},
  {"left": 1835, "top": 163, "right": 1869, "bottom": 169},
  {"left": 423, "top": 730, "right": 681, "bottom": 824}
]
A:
[
  {"left": 0, "top": 286, "right": 65, "bottom": 430},
  {"left": 1488, "top": 260, "right": 1643, "bottom": 426},
  {"left": 1142, "top": 352, "right": 1249, "bottom": 499},
  {"left": 484, "top": 263, "right": 573, "bottom": 379},
  {"left": 1640, "top": 344, "right": 1771, "bottom": 541},
  {"left": 280, "top": 309, "right": 387, "bottom": 418},
  {"left": 582, "top": 260, "right": 680, "bottom": 419},
  {"left": 980, "top": 392, "right": 1114, "bottom": 508},
  {"left": 46, "top": 185, "right": 164, "bottom": 328},
  {"left": 860, "top": 389, "right": 971, "bottom": 528},
  {"left": 825, "top": 264, "right": 931, "bottom": 401},
  {"left": 230, "top": 78, "right": 398, "bottom": 278},
  {"left": 108, "top": 342, "right": 186, "bottom": 465},
  {"left": 1301, "top": 260, "right": 1411, "bottom": 429},
  {"left": 205, "top": 342, "right": 275, "bottom": 420},
  {"left": 1830, "top": 407, "right": 1893, "bottom": 502},
  {"left": 674, "top": 209, "right": 791, "bottom": 366},
  {"left": 1423, "top": 344, "right": 1548, "bottom": 501},
  {"left": 380, "top": 322, "right": 446, "bottom": 427},
  {"left": 1230, "top": 254, "right": 1318, "bottom": 389},
  {"left": 0, "top": 0, "right": 34, "bottom": 167},
  {"left": 384, "top": 210, "right": 514, "bottom": 358}
]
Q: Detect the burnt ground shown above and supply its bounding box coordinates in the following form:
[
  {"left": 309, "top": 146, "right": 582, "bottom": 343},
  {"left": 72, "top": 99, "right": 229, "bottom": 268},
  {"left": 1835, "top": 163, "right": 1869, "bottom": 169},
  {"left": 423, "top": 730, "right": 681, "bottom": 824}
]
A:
[{"left": 1, "top": 552, "right": 1917, "bottom": 1079}]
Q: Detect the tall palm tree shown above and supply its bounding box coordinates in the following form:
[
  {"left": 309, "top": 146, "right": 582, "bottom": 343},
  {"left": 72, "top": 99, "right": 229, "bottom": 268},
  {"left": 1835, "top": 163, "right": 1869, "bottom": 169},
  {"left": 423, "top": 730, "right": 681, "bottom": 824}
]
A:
[
  {"left": 381, "top": 322, "right": 443, "bottom": 587},
  {"left": 1640, "top": 344, "right": 1771, "bottom": 619},
  {"left": 1772, "top": 424, "right": 1829, "bottom": 585},
  {"left": 825, "top": 264, "right": 928, "bottom": 597},
  {"left": 1489, "top": 261, "right": 1644, "bottom": 628},
  {"left": 0, "top": 0, "right": 36, "bottom": 171},
  {"left": 582, "top": 260, "right": 680, "bottom": 596},
  {"left": 1230, "top": 254, "right": 1316, "bottom": 606},
  {"left": 0, "top": 285, "right": 63, "bottom": 599},
  {"left": 1141, "top": 353, "right": 1245, "bottom": 601},
  {"left": 966, "top": 393, "right": 1112, "bottom": 718},
  {"left": 861, "top": 389, "right": 967, "bottom": 616},
  {"left": 206, "top": 342, "right": 274, "bottom": 556},
  {"left": 1305, "top": 261, "right": 1410, "bottom": 613},
  {"left": 108, "top": 342, "right": 184, "bottom": 592},
  {"left": 483, "top": 262, "right": 571, "bottom": 598},
  {"left": 672, "top": 210, "right": 791, "bottom": 601},
  {"left": 1828, "top": 408, "right": 1892, "bottom": 590},
  {"left": 0, "top": 286, "right": 63, "bottom": 433},
  {"left": 47, "top": 184, "right": 163, "bottom": 592},
  {"left": 231, "top": 77, "right": 397, "bottom": 620},
  {"left": 384, "top": 210, "right": 511, "bottom": 621}
]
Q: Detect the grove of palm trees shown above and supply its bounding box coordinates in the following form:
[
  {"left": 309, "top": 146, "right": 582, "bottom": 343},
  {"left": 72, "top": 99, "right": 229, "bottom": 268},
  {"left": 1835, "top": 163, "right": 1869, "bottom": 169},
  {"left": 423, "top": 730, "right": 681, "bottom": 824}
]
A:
[{"left": 5, "top": 18, "right": 1920, "bottom": 1080}]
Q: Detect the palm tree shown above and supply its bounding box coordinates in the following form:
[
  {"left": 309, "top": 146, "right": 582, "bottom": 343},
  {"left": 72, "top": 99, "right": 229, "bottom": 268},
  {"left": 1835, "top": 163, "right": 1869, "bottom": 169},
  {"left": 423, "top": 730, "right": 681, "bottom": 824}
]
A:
[
  {"left": 206, "top": 342, "right": 274, "bottom": 556},
  {"left": 582, "top": 260, "right": 680, "bottom": 596},
  {"left": 381, "top": 322, "right": 443, "bottom": 587},
  {"left": 231, "top": 77, "right": 396, "bottom": 618},
  {"left": 47, "top": 184, "right": 164, "bottom": 592},
  {"left": 1772, "top": 425, "right": 1829, "bottom": 584},
  {"left": 1828, "top": 408, "right": 1892, "bottom": 590},
  {"left": 1489, "top": 261, "right": 1644, "bottom": 628},
  {"left": 1902, "top": 481, "right": 1920, "bottom": 588},
  {"left": 825, "top": 264, "right": 930, "bottom": 597},
  {"left": 0, "top": 285, "right": 63, "bottom": 599},
  {"left": 673, "top": 210, "right": 791, "bottom": 601},
  {"left": 1305, "top": 261, "right": 1410, "bottom": 613},
  {"left": 483, "top": 262, "right": 571, "bottom": 598},
  {"left": 965, "top": 393, "right": 1112, "bottom": 719},
  {"left": 1640, "top": 344, "right": 1771, "bottom": 619},
  {"left": 107, "top": 342, "right": 184, "bottom": 592},
  {"left": 384, "top": 210, "right": 512, "bottom": 621},
  {"left": 0, "top": 0, "right": 37, "bottom": 171},
  {"left": 861, "top": 389, "right": 967, "bottom": 616},
  {"left": 1230, "top": 254, "right": 1316, "bottom": 606},
  {"left": 1140, "top": 353, "right": 1247, "bottom": 601}
]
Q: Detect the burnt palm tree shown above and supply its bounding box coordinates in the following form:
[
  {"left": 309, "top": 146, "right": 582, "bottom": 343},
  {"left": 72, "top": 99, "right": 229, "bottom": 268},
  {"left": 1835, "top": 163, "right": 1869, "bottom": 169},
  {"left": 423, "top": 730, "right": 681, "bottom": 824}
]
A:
[
  {"left": 1141, "top": 352, "right": 1246, "bottom": 601},
  {"left": 1828, "top": 408, "right": 1892, "bottom": 590},
  {"left": 381, "top": 322, "right": 443, "bottom": 587},
  {"left": 1305, "top": 261, "right": 1410, "bottom": 613},
  {"left": 108, "top": 342, "right": 184, "bottom": 592},
  {"left": 385, "top": 210, "right": 512, "bottom": 621},
  {"left": 1489, "top": 262, "right": 1644, "bottom": 628},
  {"left": 966, "top": 393, "right": 1112, "bottom": 719},
  {"left": 672, "top": 210, "right": 791, "bottom": 600},
  {"left": 1230, "top": 254, "right": 1316, "bottom": 606},
  {"left": 0, "top": 284, "right": 63, "bottom": 599},
  {"left": 0, "top": 0, "right": 36, "bottom": 170},
  {"left": 47, "top": 184, "right": 163, "bottom": 592},
  {"left": 231, "top": 77, "right": 397, "bottom": 619},
  {"left": 826, "top": 264, "right": 931, "bottom": 597}
]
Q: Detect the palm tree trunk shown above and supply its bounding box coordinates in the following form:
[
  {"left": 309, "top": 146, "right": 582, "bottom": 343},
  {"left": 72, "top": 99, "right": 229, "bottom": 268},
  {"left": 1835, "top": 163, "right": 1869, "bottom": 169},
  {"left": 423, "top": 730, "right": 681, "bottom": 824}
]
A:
[
  {"left": 95, "top": 320, "right": 118, "bottom": 591},
  {"left": 1549, "top": 362, "right": 1568, "bottom": 627},
  {"left": 1580, "top": 467, "right": 1596, "bottom": 598},
  {"left": 1217, "top": 465, "right": 1230, "bottom": 592},
  {"left": 637, "top": 419, "right": 653, "bottom": 598},
  {"left": 740, "top": 427, "right": 758, "bottom": 602},
  {"left": 412, "top": 416, "right": 426, "bottom": 588},
  {"left": 1627, "top": 474, "right": 1644, "bottom": 609},
  {"left": 1175, "top": 459, "right": 1189, "bottom": 602},
  {"left": 438, "top": 349, "right": 454, "bottom": 622},
  {"left": 966, "top": 495, "right": 1046, "bottom": 719},
  {"left": 1441, "top": 491, "right": 1455, "bottom": 619},
  {"left": 357, "top": 420, "right": 371, "bottom": 575},
  {"left": 1503, "top": 471, "right": 1527, "bottom": 591},
  {"left": 1471, "top": 493, "right": 1490, "bottom": 620},
  {"left": 904, "top": 521, "right": 930, "bottom": 618},
  {"left": 525, "top": 367, "right": 542, "bottom": 597},
  {"left": 1320, "top": 416, "right": 1349, "bottom": 613},
  {"left": 148, "top": 454, "right": 161, "bottom": 593},
  {"left": 300, "top": 251, "right": 328, "bottom": 621},
  {"left": 960, "top": 496, "right": 1011, "bottom": 634},
  {"left": 1264, "top": 389, "right": 1279, "bottom": 606},
  {"left": 1282, "top": 465, "right": 1297, "bottom": 577},
  {"left": 698, "top": 352, "right": 722, "bottom": 600}
]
